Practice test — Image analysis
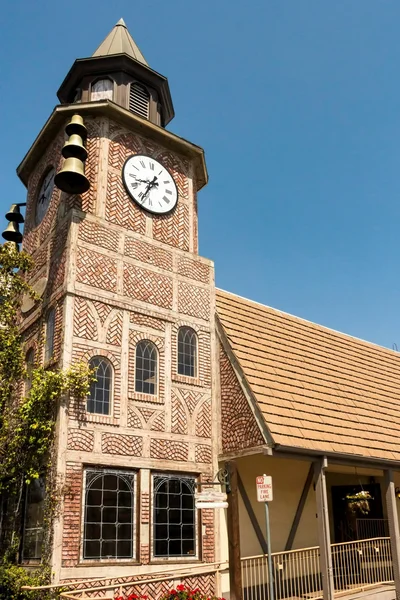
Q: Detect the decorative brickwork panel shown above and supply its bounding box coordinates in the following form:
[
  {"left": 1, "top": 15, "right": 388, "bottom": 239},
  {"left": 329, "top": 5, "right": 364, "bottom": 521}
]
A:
[
  {"left": 67, "top": 428, "right": 94, "bottom": 452},
  {"left": 193, "top": 192, "right": 199, "bottom": 254},
  {"left": 78, "top": 219, "right": 120, "bottom": 252},
  {"left": 108, "top": 132, "right": 143, "bottom": 170},
  {"left": 150, "top": 412, "right": 165, "bottom": 432},
  {"left": 125, "top": 237, "right": 173, "bottom": 271},
  {"left": 220, "top": 346, "right": 265, "bottom": 452},
  {"left": 106, "top": 311, "right": 123, "bottom": 346},
  {"left": 29, "top": 245, "right": 48, "bottom": 281},
  {"left": 155, "top": 151, "right": 189, "bottom": 201},
  {"left": 47, "top": 249, "right": 66, "bottom": 296},
  {"left": 123, "top": 263, "right": 172, "bottom": 309},
  {"left": 177, "top": 256, "right": 210, "bottom": 284},
  {"left": 130, "top": 312, "right": 165, "bottom": 331},
  {"left": 62, "top": 462, "right": 83, "bottom": 567},
  {"left": 127, "top": 404, "right": 142, "bottom": 428},
  {"left": 178, "top": 282, "right": 210, "bottom": 321},
  {"left": 179, "top": 389, "right": 203, "bottom": 415},
  {"left": 152, "top": 202, "right": 190, "bottom": 251},
  {"left": 106, "top": 171, "right": 146, "bottom": 235},
  {"left": 150, "top": 439, "right": 189, "bottom": 461},
  {"left": 141, "top": 492, "right": 150, "bottom": 524},
  {"left": 195, "top": 444, "right": 212, "bottom": 464},
  {"left": 195, "top": 398, "right": 212, "bottom": 438},
  {"left": 76, "top": 248, "right": 117, "bottom": 292},
  {"left": 78, "top": 123, "right": 101, "bottom": 213},
  {"left": 171, "top": 391, "right": 188, "bottom": 435},
  {"left": 52, "top": 299, "right": 64, "bottom": 363},
  {"left": 73, "top": 297, "right": 98, "bottom": 341},
  {"left": 92, "top": 301, "right": 113, "bottom": 326},
  {"left": 101, "top": 433, "right": 142, "bottom": 456}
]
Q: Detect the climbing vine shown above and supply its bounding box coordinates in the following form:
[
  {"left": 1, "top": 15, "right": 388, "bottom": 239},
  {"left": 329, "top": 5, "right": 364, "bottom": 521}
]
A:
[{"left": 0, "top": 244, "right": 93, "bottom": 598}]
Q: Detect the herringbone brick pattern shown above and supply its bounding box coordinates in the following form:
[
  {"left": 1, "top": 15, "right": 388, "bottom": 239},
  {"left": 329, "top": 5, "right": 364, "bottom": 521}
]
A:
[
  {"left": 178, "top": 282, "right": 210, "bottom": 321},
  {"left": 179, "top": 389, "right": 203, "bottom": 415},
  {"left": 177, "top": 256, "right": 210, "bottom": 284},
  {"left": 76, "top": 248, "right": 117, "bottom": 292},
  {"left": 62, "top": 462, "right": 83, "bottom": 567},
  {"left": 155, "top": 151, "right": 189, "bottom": 200},
  {"left": 102, "top": 433, "right": 143, "bottom": 456},
  {"left": 220, "top": 345, "right": 265, "bottom": 452},
  {"left": 195, "top": 444, "right": 212, "bottom": 464},
  {"left": 150, "top": 438, "right": 189, "bottom": 461},
  {"left": 73, "top": 297, "right": 98, "bottom": 341},
  {"left": 47, "top": 250, "right": 66, "bottom": 296},
  {"left": 106, "top": 311, "right": 123, "bottom": 346},
  {"left": 106, "top": 171, "right": 146, "bottom": 234},
  {"left": 171, "top": 391, "right": 188, "bottom": 435},
  {"left": 93, "top": 301, "right": 113, "bottom": 326},
  {"left": 124, "top": 237, "right": 173, "bottom": 271},
  {"left": 78, "top": 219, "right": 120, "bottom": 252},
  {"left": 129, "top": 312, "right": 165, "bottom": 331},
  {"left": 123, "top": 263, "right": 173, "bottom": 309},
  {"left": 152, "top": 202, "right": 190, "bottom": 251},
  {"left": 79, "top": 123, "right": 101, "bottom": 213},
  {"left": 67, "top": 429, "right": 94, "bottom": 452},
  {"left": 108, "top": 133, "right": 142, "bottom": 170},
  {"left": 195, "top": 399, "right": 212, "bottom": 438}
]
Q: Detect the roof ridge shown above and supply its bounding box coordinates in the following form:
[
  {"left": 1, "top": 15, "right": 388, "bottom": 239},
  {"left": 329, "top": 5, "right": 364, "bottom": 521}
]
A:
[{"left": 216, "top": 287, "right": 398, "bottom": 357}]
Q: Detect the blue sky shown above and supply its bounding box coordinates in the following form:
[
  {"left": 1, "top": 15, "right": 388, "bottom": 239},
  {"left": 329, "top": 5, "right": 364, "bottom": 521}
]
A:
[{"left": 2, "top": 1, "right": 400, "bottom": 349}]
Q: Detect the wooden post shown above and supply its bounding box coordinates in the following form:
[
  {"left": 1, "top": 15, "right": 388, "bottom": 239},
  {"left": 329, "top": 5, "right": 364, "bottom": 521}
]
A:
[
  {"left": 226, "top": 461, "right": 243, "bottom": 600},
  {"left": 384, "top": 469, "right": 400, "bottom": 600},
  {"left": 314, "top": 457, "right": 334, "bottom": 600}
]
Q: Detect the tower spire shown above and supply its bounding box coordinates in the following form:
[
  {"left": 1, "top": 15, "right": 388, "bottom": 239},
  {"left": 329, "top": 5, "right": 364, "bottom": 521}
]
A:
[{"left": 92, "top": 18, "right": 148, "bottom": 66}]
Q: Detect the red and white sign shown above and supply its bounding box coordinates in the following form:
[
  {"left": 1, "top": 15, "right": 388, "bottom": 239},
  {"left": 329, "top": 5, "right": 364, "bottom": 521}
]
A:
[{"left": 256, "top": 475, "right": 273, "bottom": 502}]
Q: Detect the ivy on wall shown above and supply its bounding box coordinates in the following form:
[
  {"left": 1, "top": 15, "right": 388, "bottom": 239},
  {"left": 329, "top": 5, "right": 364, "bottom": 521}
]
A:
[{"left": 0, "top": 244, "right": 93, "bottom": 598}]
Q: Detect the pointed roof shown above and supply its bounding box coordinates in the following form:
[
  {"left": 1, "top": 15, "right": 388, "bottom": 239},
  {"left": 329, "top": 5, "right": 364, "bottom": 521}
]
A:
[{"left": 92, "top": 18, "right": 148, "bottom": 65}]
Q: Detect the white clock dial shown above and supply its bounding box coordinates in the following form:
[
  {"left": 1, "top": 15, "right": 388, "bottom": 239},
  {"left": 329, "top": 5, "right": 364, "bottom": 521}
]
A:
[
  {"left": 122, "top": 155, "right": 178, "bottom": 215},
  {"left": 36, "top": 167, "right": 55, "bottom": 225}
]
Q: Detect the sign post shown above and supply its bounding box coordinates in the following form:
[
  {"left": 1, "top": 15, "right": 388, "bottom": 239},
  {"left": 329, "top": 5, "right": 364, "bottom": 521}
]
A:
[{"left": 256, "top": 475, "right": 274, "bottom": 600}]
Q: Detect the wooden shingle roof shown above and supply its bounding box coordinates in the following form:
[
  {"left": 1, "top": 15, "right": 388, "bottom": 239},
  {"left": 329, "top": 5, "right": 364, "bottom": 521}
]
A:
[{"left": 216, "top": 288, "right": 400, "bottom": 462}]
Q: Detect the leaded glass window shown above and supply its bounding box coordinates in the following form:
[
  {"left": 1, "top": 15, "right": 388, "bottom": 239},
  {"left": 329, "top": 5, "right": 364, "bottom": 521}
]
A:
[
  {"left": 87, "top": 357, "right": 112, "bottom": 415},
  {"left": 153, "top": 474, "right": 196, "bottom": 558},
  {"left": 177, "top": 327, "right": 197, "bottom": 378},
  {"left": 44, "top": 308, "right": 55, "bottom": 362},
  {"left": 135, "top": 340, "right": 157, "bottom": 395},
  {"left": 22, "top": 477, "right": 45, "bottom": 560},
  {"left": 83, "top": 470, "right": 135, "bottom": 560}
]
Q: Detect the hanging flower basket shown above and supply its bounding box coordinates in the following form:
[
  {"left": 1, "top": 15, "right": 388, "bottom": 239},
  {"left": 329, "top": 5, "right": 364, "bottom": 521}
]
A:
[{"left": 345, "top": 490, "right": 372, "bottom": 515}]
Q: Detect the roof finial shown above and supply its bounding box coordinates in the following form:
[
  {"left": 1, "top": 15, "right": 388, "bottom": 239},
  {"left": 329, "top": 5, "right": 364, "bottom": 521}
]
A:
[{"left": 116, "top": 18, "right": 126, "bottom": 27}]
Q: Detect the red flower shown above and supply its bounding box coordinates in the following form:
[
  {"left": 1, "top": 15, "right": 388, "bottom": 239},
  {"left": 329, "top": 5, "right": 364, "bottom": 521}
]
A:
[
  {"left": 177, "top": 585, "right": 186, "bottom": 591},
  {"left": 170, "top": 591, "right": 177, "bottom": 596}
]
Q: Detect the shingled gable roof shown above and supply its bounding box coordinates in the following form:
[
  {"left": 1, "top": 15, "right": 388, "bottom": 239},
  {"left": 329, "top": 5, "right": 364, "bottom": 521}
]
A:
[{"left": 216, "top": 288, "right": 400, "bottom": 463}]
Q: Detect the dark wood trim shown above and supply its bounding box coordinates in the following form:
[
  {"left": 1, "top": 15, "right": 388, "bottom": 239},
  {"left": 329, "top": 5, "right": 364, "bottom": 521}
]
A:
[
  {"left": 226, "top": 461, "right": 243, "bottom": 600},
  {"left": 237, "top": 471, "right": 268, "bottom": 554},
  {"left": 284, "top": 463, "right": 314, "bottom": 551}
]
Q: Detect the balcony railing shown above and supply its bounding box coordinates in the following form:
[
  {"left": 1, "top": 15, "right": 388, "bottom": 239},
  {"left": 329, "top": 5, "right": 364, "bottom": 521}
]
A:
[
  {"left": 241, "top": 537, "right": 393, "bottom": 600},
  {"left": 356, "top": 519, "right": 389, "bottom": 540}
]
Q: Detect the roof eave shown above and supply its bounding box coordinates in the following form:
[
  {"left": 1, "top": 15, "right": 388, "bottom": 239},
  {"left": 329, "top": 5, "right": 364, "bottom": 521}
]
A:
[{"left": 16, "top": 100, "right": 207, "bottom": 190}]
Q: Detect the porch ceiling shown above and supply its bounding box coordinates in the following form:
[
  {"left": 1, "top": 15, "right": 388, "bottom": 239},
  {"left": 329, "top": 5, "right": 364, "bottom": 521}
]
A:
[{"left": 216, "top": 288, "right": 400, "bottom": 462}]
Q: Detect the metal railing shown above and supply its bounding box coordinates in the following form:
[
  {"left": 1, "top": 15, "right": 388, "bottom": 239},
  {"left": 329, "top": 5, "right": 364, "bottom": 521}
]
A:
[
  {"left": 241, "top": 537, "right": 393, "bottom": 600},
  {"left": 356, "top": 519, "right": 389, "bottom": 540}
]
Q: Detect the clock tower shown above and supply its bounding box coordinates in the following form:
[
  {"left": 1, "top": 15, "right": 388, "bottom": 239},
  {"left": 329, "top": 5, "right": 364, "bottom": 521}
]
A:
[{"left": 17, "top": 20, "right": 218, "bottom": 594}]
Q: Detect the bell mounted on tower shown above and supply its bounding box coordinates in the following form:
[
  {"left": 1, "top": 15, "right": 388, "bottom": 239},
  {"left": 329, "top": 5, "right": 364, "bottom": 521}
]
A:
[{"left": 57, "top": 18, "right": 174, "bottom": 128}]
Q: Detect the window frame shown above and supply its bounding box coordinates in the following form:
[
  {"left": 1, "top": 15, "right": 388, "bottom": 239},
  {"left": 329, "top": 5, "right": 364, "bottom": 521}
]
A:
[
  {"left": 44, "top": 307, "right": 56, "bottom": 363},
  {"left": 87, "top": 356, "right": 113, "bottom": 416},
  {"left": 82, "top": 468, "right": 137, "bottom": 563},
  {"left": 21, "top": 476, "right": 46, "bottom": 562},
  {"left": 90, "top": 78, "right": 114, "bottom": 102},
  {"left": 177, "top": 326, "right": 198, "bottom": 379},
  {"left": 135, "top": 340, "right": 158, "bottom": 397},
  {"left": 151, "top": 472, "right": 199, "bottom": 562},
  {"left": 25, "top": 348, "right": 35, "bottom": 395}
]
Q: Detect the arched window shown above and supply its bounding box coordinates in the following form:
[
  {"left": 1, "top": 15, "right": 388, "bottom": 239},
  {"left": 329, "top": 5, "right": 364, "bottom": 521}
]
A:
[
  {"left": 91, "top": 79, "right": 113, "bottom": 101},
  {"left": 25, "top": 348, "right": 35, "bottom": 394},
  {"left": 135, "top": 340, "right": 157, "bottom": 395},
  {"left": 44, "top": 308, "right": 55, "bottom": 363},
  {"left": 129, "top": 82, "right": 150, "bottom": 119},
  {"left": 87, "top": 357, "right": 112, "bottom": 415},
  {"left": 84, "top": 470, "right": 135, "bottom": 560},
  {"left": 153, "top": 474, "right": 196, "bottom": 557},
  {"left": 177, "top": 327, "right": 197, "bottom": 378}
]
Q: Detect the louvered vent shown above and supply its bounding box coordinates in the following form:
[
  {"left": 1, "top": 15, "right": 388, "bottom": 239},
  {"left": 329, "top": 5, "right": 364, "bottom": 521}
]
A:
[{"left": 129, "top": 83, "right": 150, "bottom": 119}]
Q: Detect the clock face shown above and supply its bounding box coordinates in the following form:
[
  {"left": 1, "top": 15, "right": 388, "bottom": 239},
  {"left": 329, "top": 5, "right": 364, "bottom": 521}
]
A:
[
  {"left": 36, "top": 167, "right": 55, "bottom": 225},
  {"left": 122, "top": 155, "right": 178, "bottom": 215}
]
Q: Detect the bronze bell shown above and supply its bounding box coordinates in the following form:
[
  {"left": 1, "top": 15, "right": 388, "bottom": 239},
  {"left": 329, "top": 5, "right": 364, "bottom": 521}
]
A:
[
  {"left": 61, "top": 134, "right": 88, "bottom": 161},
  {"left": 2, "top": 221, "right": 23, "bottom": 244},
  {"left": 65, "top": 114, "right": 87, "bottom": 139},
  {"left": 54, "top": 157, "right": 90, "bottom": 194},
  {"left": 5, "top": 204, "right": 24, "bottom": 224}
]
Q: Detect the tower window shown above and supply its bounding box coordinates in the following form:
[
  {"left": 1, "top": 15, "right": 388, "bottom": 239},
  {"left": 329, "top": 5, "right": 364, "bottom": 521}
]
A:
[
  {"left": 91, "top": 79, "right": 113, "bottom": 101},
  {"left": 83, "top": 469, "right": 135, "bottom": 560},
  {"left": 177, "top": 327, "right": 197, "bottom": 378},
  {"left": 135, "top": 340, "right": 157, "bottom": 395},
  {"left": 153, "top": 474, "right": 196, "bottom": 558},
  {"left": 44, "top": 308, "right": 55, "bottom": 363},
  {"left": 129, "top": 83, "right": 150, "bottom": 119},
  {"left": 87, "top": 356, "right": 112, "bottom": 415}
]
